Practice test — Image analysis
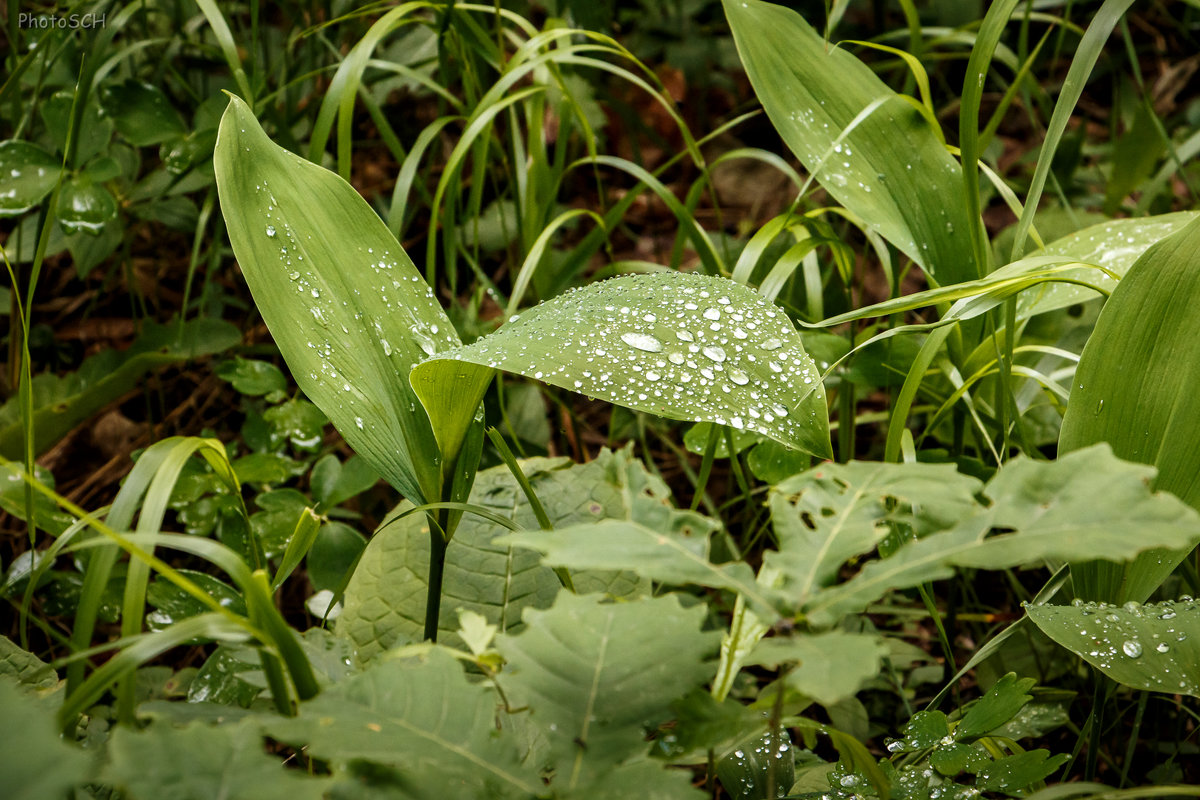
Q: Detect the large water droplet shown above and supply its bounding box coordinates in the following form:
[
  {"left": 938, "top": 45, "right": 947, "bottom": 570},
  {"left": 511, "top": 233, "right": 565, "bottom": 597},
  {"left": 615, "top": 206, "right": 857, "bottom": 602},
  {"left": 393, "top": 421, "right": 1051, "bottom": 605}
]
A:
[
  {"left": 729, "top": 369, "right": 749, "bottom": 385},
  {"left": 703, "top": 307, "right": 721, "bottom": 321},
  {"left": 668, "top": 352, "right": 685, "bottom": 365},
  {"left": 702, "top": 346, "right": 727, "bottom": 363},
  {"left": 621, "top": 332, "right": 663, "bottom": 353},
  {"left": 762, "top": 338, "right": 783, "bottom": 351},
  {"left": 1122, "top": 640, "right": 1143, "bottom": 658},
  {"left": 1156, "top": 642, "right": 1170, "bottom": 653},
  {"left": 266, "top": 225, "right": 277, "bottom": 237}
]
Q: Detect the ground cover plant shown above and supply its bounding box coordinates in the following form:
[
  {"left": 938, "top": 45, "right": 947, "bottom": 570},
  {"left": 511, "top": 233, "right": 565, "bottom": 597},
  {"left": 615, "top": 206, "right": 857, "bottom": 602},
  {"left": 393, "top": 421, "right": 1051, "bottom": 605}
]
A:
[{"left": 3, "top": 0, "right": 1200, "bottom": 798}]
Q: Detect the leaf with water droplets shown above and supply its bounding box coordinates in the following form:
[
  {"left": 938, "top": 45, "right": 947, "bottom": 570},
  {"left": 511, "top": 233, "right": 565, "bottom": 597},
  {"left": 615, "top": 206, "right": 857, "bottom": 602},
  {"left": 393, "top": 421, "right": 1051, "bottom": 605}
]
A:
[
  {"left": 214, "top": 95, "right": 467, "bottom": 505},
  {"left": 1027, "top": 598, "right": 1200, "bottom": 698},
  {"left": 412, "top": 272, "right": 832, "bottom": 460},
  {"left": 0, "top": 141, "right": 60, "bottom": 217}
]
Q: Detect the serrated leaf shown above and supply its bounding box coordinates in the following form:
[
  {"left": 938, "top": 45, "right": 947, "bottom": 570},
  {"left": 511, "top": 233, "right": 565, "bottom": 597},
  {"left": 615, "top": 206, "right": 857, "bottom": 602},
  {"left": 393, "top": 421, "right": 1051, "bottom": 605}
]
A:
[
  {"left": 107, "top": 720, "right": 329, "bottom": 800},
  {"left": 0, "top": 677, "right": 92, "bottom": 800},
  {"left": 1060, "top": 213, "right": 1200, "bottom": 603},
  {"left": 889, "top": 710, "right": 952, "bottom": 752},
  {"left": 0, "top": 637, "right": 57, "bottom": 688},
  {"left": 802, "top": 446, "right": 1200, "bottom": 626},
  {"left": 742, "top": 631, "right": 887, "bottom": 707},
  {"left": 766, "top": 461, "right": 982, "bottom": 605},
  {"left": 215, "top": 94, "right": 462, "bottom": 505},
  {"left": 340, "top": 449, "right": 653, "bottom": 659},
  {"left": 723, "top": 0, "right": 976, "bottom": 284},
  {"left": 413, "top": 271, "right": 832, "bottom": 461},
  {"left": 1016, "top": 212, "right": 1196, "bottom": 319},
  {"left": 975, "top": 750, "right": 1069, "bottom": 793},
  {"left": 1027, "top": 598, "right": 1200, "bottom": 697},
  {"left": 495, "top": 592, "right": 721, "bottom": 779},
  {"left": 955, "top": 673, "right": 1035, "bottom": 741},
  {"left": 0, "top": 141, "right": 60, "bottom": 216},
  {"left": 267, "top": 647, "right": 541, "bottom": 798}
]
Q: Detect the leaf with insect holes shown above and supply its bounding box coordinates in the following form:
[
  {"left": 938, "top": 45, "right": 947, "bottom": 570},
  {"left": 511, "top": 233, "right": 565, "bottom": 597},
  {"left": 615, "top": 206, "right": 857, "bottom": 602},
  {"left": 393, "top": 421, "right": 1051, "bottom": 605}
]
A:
[
  {"left": 723, "top": 0, "right": 977, "bottom": 285},
  {"left": 1027, "top": 598, "right": 1200, "bottom": 698},
  {"left": 412, "top": 272, "right": 832, "bottom": 461},
  {"left": 1061, "top": 213, "right": 1200, "bottom": 603},
  {"left": 214, "top": 95, "right": 469, "bottom": 506}
]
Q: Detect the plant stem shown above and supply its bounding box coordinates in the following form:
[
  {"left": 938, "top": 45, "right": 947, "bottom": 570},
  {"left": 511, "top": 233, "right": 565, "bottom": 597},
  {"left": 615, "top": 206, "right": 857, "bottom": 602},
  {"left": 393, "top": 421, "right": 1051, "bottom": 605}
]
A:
[{"left": 424, "top": 513, "right": 449, "bottom": 642}]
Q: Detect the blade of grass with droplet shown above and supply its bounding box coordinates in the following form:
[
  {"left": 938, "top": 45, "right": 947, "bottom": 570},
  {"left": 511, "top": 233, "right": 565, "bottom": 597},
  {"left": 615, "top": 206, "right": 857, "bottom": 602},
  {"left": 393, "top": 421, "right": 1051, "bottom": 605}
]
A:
[
  {"left": 723, "top": 0, "right": 978, "bottom": 285},
  {"left": 1060, "top": 214, "right": 1200, "bottom": 603},
  {"left": 214, "top": 95, "right": 461, "bottom": 506},
  {"left": 413, "top": 271, "right": 832, "bottom": 461}
]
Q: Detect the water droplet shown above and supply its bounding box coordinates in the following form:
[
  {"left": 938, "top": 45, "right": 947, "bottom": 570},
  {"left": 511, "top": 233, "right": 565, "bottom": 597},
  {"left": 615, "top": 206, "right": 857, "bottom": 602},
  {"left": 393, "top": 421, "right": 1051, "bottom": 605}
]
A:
[
  {"left": 355, "top": 417, "right": 364, "bottom": 429},
  {"left": 1122, "top": 640, "right": 1143, "bottom": 658},
  {"left": 266, "top": 225, "right": 276, "bottom": 237},
  {"left": 676, "top": 331, "right": 695, "bottom": 342},
  {"left": 668, "top": 352, "right": 685, "bottom": 365},
  {"left": 621, "top": 332, "right": 663, "bottom": 353},
  {"left": 762, "top": 338, "right": 783, "bottom": 351},
  {"left": 1156, "top": 642, "right": 1170, "bottom": 653},
  {"left": 702, "top": 346, "right": 727, "bottom": 362},
  {"left": 729, "top": 369, "right": 749, "bottom": 385},
  {"left": 646, "top": 370, "right": 661, "bottom": 381},
  {"left": 772, "top": 403, "right": 788, "bottom": 417},
  {"left": 703, "top": 307, "right": 721, "bottom": 321}
]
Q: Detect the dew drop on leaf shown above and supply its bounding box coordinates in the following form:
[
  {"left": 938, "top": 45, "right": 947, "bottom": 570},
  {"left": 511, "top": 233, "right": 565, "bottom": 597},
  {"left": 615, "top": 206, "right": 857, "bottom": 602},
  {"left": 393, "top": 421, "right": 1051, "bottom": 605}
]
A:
[
  {"left": 1122, "top": 640, "right": 1143, "bottom": 658},
  {"left": 266, "top": 225, "right": 276, "bottom": 237},
  {"left": 621, "top": 332, "right": 663, "bottom": 353}
]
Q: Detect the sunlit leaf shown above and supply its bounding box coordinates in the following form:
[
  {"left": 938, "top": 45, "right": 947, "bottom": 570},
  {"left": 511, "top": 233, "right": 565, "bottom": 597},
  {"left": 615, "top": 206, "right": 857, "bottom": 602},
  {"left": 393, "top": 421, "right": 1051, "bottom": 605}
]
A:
[{"left": 413, "top": 272, "right": 832, "bottom": 460}]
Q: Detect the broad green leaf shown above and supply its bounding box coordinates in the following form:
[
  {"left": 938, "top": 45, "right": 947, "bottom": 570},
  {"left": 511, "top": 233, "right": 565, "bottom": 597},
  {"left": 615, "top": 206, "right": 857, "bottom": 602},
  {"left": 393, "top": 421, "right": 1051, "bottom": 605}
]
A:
[
  {"left": 310, "top": 454, "right": 380, "bottom": 508},
  {"left": 1016, "top": 212, "right": 1197, "bottom": 319},
  {"left": 723, "top": 0, "right": 977, "bottom": 284},
  {"left": 187, "top": 645, "right": 262, "bottom": 707},
  {"left": 0, "top": 636, "right": 57, "bottom": 688},
  {"left": 0, "top": 141, "right": 60, "bottom": 216},
  {"left": 215, "top": 357, "right": 288, "bottom": 396},
  {"left": 214, "top": 94, "right": 461, "bottom": 505},
  {"left": 955, "top": 674, "right": 1035, "bottom": 741},
  {"left": 561, "top": 758, "right": 707, "bottom": 800},
  {"left": 495, "top": 592, "right": 721, "bottom": 781},
  {"left": 717, "top": 731, "right": 795, "bottom": 800},
  {"left": 0, "top": 318, "right": 240, "bottom": 460},
  {"left": 340, "top": 449, "right": 654, "bottom": 659},
  {"left": 802, "top": 446, "right": 1200, "bottom": 625},
  {"left": 100, "top": 80, "right": 188, "bottom": 147},
  {"left": 305, "top": 521, "right": 366, "bottom": 592},
  {"left": 107, "top": 720, "right": 329, "bottom": 800},
  {"left": 267, "top": 647, "right": 542, "bottom": 798},
  {"left": 1060, "top": 213, "right": 1200, "bottom": 603},
  {"left": 742, "top": 631, "right": 887, "bottom": 707},
  {"left": 766, "top": 461, "right": 982, "bottom": 605},
  {"left": 413, "top": 272, "right": 832, "bottom": 460},
  {"left": 0, "top": 678, "right": 91, "bottom": 800},
  {"left": 57, "top": 175, "right": 118, "bottom": 235},
  {"left": 976, "top": 750, "right": 1070, "bottom": 794},
  {"left": 1027, "top": 598, "right": 1200, "bottom": 697}
]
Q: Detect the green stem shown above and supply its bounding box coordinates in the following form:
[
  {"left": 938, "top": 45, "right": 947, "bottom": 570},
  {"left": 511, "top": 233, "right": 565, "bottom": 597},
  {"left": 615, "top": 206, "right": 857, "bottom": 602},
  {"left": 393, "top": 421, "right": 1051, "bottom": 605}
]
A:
[{"left": 424, "top": 515, "right": 449, "bottom": 642}]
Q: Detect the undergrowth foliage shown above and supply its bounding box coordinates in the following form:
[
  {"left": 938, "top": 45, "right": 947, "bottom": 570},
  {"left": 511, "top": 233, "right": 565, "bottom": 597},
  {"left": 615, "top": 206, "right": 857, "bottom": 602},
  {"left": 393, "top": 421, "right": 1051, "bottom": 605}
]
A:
[{"left": 2, "top": 1, "right": 1200, "bottom": 798}]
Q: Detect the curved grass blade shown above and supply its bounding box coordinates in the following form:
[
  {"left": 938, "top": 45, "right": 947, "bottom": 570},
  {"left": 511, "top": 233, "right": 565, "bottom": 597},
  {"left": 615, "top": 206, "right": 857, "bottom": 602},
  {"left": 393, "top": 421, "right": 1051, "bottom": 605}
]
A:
[
  {"left": 214, "top": 95, "right": 463, "bottom": 505},
  {"left": 412, "top": 272, "right": 832, "bottom": 461},
  {"left": 723, "top": 0, "right": 977, "bottom": 284}
]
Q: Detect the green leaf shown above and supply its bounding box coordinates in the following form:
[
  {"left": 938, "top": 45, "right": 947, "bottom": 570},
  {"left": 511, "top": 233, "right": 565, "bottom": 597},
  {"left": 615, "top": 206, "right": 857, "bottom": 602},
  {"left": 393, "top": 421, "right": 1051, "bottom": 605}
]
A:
[
  {"left": 215, "top": 94, "right": 461, "bottom": 505},
  {"left": 1060, "top": 213, "right": 1200, "bottom": 602},
  {"left": 306, "top": 521, "right": 366, "bottom": 592},
  {"left": 766, "top": 461, "right": 983, "bottom": 606},
  {"left": 717, "top": 731, "right": 795, "bottom": 800},
  {"left": 802, "top": 446, "right": 1200, "bottom": 625},
  {"left": 1027, "top": 598, "right": 1200, "bottom": 697},
  {"left": 57, "top": 175, "right": 118, "bottom": 235},
  {"left": 106, "top": 720, "right": 329, "bottom": 800},
  {"left": 975, "top": 750, "right": 1070, "bottom": 793},
  {"left": 215, "top": 357, "right": 288, "bottom": 396},
  {"left": 0, "top": 318, "right": 241, "bottom": 460},
  {"left": 0, "top": 141, "right": 60, "bottom": 216},
  {"left": 100, "top": 80, "right": 188, "bottom": 147},
  {"left": 413, "top": 271, "right": 832, "bottom": 461},
  {"left": 0, "top": 637, "right": 57, "bottom": 689},
  {"left": 0, "top": 677, "right": 92, "bottom": 800},
  {"left": 146, "top": 569, "right": 246, "bottom": 631},
  {"left": 340, "top": 449, "right": 653, "bottom": 659},
  {"left": 310, "top": 454, "right": 379, "bottom": 508},
  {"left": 723, "top": 0, "right": 976, "bottom": 284},
  {"left": 495, "top": 592, "right": 721, "bottom": 779},
  {"left": 267, "top": 647, "right": 542, "bottom": 798},
  {"left": 742, "top": 632, "right": 887, "bottom": 707},
  {"left": 1016, "top": 212, "right": 1197, "bottom": 319},
  {"left": 187, "top": 645, "right": 262, "bottom": 707},
  {"left": 955, "top": 673, "right": 1035, "bottom": 741}
]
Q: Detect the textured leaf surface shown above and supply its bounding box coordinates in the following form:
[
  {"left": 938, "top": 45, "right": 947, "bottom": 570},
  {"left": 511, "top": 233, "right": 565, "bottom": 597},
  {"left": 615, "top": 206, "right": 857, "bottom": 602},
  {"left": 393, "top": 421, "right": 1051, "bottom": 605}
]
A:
[
  {"left": 801, "top": 446, "right": 1200, "bottom": 625},
  {"left": 268, "top": 648, "right": 540, "bottom": 798},
  {"left": 1027, "top": 599, "right": 1200, "bottom": 697},
  {"left": 215, "top": 95, "right": 458, "bottom": 503},
  {"left": 723, "top": 0, "right": 976, "bottom": 284},
  {"left": 766, "top": 461, "right": 982, "bottom": 605},
  {"left": 0, "top": 141, "right": 59, "bottom": 216},
  {"left": 1016, "top": 212, "right": 1197, "bottom": 318},
  {"left": 340, "top": 449, "right": 655, "bottom": 660},
  {"left": 0, "top": 636, "right": 57, "bottom": 688},
  {"left": 107, "top": 721, "right": 329, "bottom": 800},
  {"left": 0, "top": 678, "right": 92, "bottom": 800},
  {"left": 495, "top": 593, "right": 721, "bottom": 784},
  {"left": 413, "top": 272, "right": 832, "bottom": 460},
  {"left": 743, "top": 632, "right": 887, "bottom": 706},
  {"left": 1060, "top": 213, "right": 1200, "bottom": 602}
]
